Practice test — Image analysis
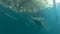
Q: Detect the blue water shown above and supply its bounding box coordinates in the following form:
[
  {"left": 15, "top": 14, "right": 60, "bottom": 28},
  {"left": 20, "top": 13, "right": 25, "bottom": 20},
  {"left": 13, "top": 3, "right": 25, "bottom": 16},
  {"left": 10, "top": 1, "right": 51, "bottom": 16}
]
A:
[{"left": 0, "top": 3, "right": 60, "bottom": 34}]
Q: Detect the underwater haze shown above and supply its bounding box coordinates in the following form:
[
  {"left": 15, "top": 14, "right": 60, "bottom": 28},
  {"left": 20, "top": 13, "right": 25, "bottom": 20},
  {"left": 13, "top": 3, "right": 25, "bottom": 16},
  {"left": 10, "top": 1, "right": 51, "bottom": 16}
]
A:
[{"left": 0, "top": 0, "right": 60, "bottom": 34}]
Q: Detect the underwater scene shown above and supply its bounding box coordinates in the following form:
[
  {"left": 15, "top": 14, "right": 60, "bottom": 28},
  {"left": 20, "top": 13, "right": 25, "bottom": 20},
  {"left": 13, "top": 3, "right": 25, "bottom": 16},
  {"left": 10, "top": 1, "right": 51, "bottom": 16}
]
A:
[{"left": 0, "top": 0, "right": 60, "bottom": 34}]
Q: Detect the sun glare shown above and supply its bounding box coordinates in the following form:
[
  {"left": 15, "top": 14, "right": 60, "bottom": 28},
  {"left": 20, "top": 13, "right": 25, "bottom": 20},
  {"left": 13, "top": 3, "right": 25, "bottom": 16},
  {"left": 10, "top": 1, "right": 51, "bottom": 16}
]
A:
[{"left": 56, "top": 0, "right": 60, "bottom": 3}]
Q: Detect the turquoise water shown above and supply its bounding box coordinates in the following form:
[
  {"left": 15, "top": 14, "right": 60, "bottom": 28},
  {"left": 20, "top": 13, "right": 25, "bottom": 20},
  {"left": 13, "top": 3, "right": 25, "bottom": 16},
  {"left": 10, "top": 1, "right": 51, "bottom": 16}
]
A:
[
  {"left": 0, "top": 3, "right": 60, "bottom": 34},
  {"left": 0, "top": 5, "right": 42, "bottom": 34}
]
